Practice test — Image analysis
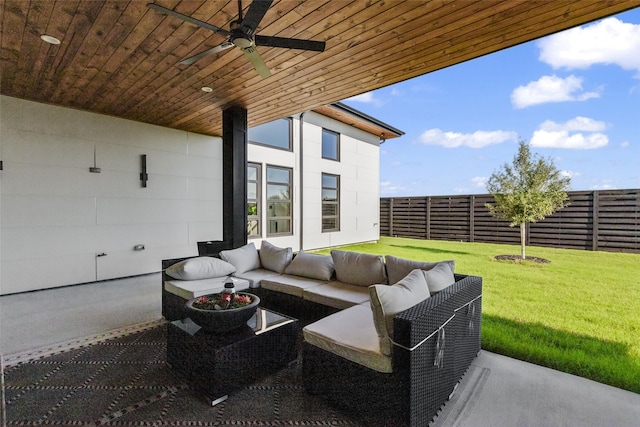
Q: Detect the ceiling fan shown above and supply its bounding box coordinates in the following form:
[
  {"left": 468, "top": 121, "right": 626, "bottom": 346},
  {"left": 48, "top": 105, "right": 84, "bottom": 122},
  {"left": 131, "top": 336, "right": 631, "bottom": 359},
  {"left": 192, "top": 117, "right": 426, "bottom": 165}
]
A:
[{"left": 147, "top": 0, "right": 326, "bottom": 78}]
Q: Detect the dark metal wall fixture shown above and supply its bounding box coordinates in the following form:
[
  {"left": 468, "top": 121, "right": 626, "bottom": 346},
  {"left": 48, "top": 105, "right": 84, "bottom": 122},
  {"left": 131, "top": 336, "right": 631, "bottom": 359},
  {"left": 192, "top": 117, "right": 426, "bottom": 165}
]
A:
[
  {"left": 89, "top": 144, "right": 101, "bottom": 173},
  {"left": 0, "top": 160, "right": 3, "bottom": 170},
  {"left": 140, "top": 154, "right": 148, "bottom": 187}
]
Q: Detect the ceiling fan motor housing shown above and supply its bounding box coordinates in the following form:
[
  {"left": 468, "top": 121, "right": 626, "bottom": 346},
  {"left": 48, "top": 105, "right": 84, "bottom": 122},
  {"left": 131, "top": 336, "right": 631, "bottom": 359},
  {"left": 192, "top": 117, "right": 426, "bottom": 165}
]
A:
[{"left": 230, "top": 22, "right": 253, "bottom": 48}]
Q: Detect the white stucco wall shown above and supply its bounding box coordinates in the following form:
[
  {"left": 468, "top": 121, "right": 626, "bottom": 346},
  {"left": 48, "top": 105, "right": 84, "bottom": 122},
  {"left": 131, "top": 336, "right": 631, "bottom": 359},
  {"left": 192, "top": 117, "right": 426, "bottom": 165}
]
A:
[
  {"left": 0, "top": 95, "right": 223, "bottom": 294},
  {"left": 247, "top": 111, "right": 381, "bottom": 252},
  {"left": 301, "top": 112, "right": 381, "bottom": 250},
  {"left": 0, "top": 97, "right": 384, "bottom": 294}
]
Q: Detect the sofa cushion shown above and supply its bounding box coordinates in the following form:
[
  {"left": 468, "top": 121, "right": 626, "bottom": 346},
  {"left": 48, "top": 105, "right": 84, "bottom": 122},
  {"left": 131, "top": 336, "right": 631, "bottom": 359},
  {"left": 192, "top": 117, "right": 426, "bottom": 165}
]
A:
[
  {"left": 165, "top": 257, "right": 236, "bottom": 281},
  {"left": 261, "top": 274, "right": 325, "bottom": 298},
  {"left": 234, "top": 268, "right": 280, "bottom": 288},
  {"left": 303, "top": 304, "right": 392, "bottom": 373},
  {"left": 303, "top": 281, "right": 370, "bottom": 310},
  {"left": 259, "top": 241, "right": 293, "bottom": 273},
  {"left": 369, "top": 269, "right": 431, "bottom": 356},
  {"left": 423, "top": 261, "right": 456, "bottom": 293},
  {"left": 385, "top": 255, "right": 455, "bottom": 286},
  {"left": 284, "top": 251, "right": 334, "bottom": 281},
  {"left": 220, "top": 243, "right": 261, "bottom": 274},
  {"left": 164, "top": 277, "right": 250, "bottom": 300},
  {"left": 330, "top": 250, "right": 387, "bottom": 287}
]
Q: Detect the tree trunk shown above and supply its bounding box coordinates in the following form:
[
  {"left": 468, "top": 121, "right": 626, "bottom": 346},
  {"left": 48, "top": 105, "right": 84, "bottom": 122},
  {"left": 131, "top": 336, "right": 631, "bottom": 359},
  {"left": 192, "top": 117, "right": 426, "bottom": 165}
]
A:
[{"left": 520, "top": 223, "right": 526, "bottom": 259}]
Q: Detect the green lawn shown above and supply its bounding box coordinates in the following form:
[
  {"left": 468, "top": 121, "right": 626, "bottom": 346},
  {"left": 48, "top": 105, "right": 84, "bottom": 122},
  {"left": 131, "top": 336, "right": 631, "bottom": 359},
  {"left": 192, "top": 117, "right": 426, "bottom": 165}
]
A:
[{"left": 315, "top": 236, "right": 640, "bottom": 393}]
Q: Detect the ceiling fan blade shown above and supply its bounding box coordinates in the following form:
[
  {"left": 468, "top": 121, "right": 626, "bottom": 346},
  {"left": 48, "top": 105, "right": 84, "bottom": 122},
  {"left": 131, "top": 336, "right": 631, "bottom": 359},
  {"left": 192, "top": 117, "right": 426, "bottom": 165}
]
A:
[
  {"left": 180, "top": 41, "right": 234, "bottom": 65},
  {"left": 240, "top": 0, "right": 273, "bottom": 36},
  {"left": 241, "top": 45, "right": 271, "bottom": 78},
  {"left": 255, "top": 35, "right": 325, "bottom": 52},
  {"left": 147, "top": 3, "right": 230, "bottom": 37}
]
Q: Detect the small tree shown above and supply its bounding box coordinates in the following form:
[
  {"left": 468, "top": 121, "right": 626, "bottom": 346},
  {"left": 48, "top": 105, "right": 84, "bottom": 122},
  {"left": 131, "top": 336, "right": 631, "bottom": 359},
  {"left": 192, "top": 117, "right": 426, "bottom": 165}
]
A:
[{"left": 485, "top": 140, "right": 570, "bottom": 259}]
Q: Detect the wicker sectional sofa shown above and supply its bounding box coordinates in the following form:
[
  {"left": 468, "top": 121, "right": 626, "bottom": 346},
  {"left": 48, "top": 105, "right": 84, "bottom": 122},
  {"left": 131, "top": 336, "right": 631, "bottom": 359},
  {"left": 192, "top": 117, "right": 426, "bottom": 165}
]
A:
[{"left": 161, "top": 241, "right": 482, "bottom": 426}]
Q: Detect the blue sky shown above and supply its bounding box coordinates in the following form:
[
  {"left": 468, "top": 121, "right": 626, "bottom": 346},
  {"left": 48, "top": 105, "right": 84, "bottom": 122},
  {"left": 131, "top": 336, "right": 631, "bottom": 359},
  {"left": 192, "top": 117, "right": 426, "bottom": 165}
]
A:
[{"left": 342, "top": 9, "right": 640, "bottom": 197}]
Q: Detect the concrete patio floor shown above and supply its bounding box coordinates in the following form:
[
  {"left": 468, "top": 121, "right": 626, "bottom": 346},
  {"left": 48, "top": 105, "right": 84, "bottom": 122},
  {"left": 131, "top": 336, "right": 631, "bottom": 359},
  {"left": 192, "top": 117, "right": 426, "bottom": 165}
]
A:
[{"left": 2, "top": 274, "right": 638, "bottom": 426}]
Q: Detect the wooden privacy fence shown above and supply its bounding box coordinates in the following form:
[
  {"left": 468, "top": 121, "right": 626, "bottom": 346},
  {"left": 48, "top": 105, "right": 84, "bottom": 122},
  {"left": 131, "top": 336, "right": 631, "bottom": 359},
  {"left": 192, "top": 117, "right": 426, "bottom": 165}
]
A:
[{"left": 380, "top": 189, "right": 640, "bottom": 254}]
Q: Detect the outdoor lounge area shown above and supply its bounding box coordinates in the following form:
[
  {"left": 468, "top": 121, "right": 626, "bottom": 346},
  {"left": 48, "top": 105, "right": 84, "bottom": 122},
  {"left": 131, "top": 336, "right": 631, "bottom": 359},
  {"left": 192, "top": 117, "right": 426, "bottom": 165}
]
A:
[
  {"left": 2, "top": 267, "right": 639, "bottom": 426},
  {"left": 160, "top": 243, "right": 483, "bottom": 425},
  {"left": 3, "top": 1, "right": 640, "bottom": 426}
]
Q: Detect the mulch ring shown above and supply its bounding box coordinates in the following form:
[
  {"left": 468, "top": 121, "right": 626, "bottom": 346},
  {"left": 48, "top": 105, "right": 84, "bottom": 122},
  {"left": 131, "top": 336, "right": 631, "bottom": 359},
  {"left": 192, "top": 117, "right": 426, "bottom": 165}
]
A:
[{"left": 494, "top": 254, "right": 550, "bottom": 264}]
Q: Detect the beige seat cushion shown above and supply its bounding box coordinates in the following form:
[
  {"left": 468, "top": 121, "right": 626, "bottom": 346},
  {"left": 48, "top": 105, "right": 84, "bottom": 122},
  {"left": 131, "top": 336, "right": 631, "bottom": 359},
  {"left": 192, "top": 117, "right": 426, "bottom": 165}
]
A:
[
  {"left": 220, "top": 243, "right": 261, "bottom": 274},
  {"left": 385, "top": 255, "right": 455, "bottom": 286},
  {"left": 164, "top": 277, "right": 250, "bottom": 300},
  {"left": 165, "top": 256, "right": 236, "bottom": 281},
  {"left": 284, "top": 251, "right": 334, "bottom": 281},
  {"left": 259, "top": 240, "right": 293, "bottom": 273},
  {"left": 261, "top": 274, "right": 325, "bottom": 298},
  {"left": 369, "top": 269, "right": 431, "bottom": 356},
  {"left": 303, "top": 304, "right": 392, "bottom": 373},
  {"left": 303, "top": 281, "right": 370, "bottom": 309},
  {"left": 234, "top": 268, "right": 281, "bottom": 288},
  {"left": 330, "top": 250, "right": 387, "bottom": 286},
  {"left": 423, "top": 261, "right": 456, "bottom": 293}
]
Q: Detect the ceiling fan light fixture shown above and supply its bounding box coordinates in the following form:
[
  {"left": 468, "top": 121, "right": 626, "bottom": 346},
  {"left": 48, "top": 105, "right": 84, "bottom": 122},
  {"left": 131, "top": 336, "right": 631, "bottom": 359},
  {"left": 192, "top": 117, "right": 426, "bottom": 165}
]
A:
[
  {"left": 41, "top": 35, "right": 61, "bottom": 45},
  {"left": 231, "top": 36, "right": 253, "bottom": 48}
]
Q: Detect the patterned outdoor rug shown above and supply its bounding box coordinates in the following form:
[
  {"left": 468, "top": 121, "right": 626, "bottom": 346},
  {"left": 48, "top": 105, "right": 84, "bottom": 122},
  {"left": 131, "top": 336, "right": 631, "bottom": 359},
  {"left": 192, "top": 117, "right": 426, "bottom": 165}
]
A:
[{"left": 2, "top": 322, "right": 400, "bottom": 426}]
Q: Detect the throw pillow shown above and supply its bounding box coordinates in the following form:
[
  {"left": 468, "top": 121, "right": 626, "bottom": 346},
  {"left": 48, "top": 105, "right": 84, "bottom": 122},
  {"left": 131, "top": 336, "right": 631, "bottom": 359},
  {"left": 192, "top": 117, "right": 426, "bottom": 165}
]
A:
[
  {"left": 219, "top": 242, "right": 261, "bottom": 274},
  {"left": 259, "top": 240, "right": 293, "bottom": 273},
  {"left": 284, "top": 251, "right": 334, "bottom": 281},
  {"left": 369, "top": 269, "right": 431, "bottom": 355},
  {"left": 165, "top": 256, "right": 236, "bottom": 281},
  {"left": 331, "top": 250, "right": 387, "bottom": 286},
  {"left": 385, "top": 255, "right": 455, "bottom": 286},
  {"left": 423, "top": 261, "right": 455, "bottom": 293}
]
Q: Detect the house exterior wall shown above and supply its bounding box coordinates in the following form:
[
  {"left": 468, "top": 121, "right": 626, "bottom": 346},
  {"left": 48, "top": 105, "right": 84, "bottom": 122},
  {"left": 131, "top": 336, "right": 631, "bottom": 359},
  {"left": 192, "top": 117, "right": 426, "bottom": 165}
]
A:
[
  {"left": 248, "top": 111, "right": 381, "bottom": 252},
  {"left": 0, "top": 96, "right": 383, "bottom": 294},
  {"left": 0, "top": 95, "right": 223, "bottom": 295}
]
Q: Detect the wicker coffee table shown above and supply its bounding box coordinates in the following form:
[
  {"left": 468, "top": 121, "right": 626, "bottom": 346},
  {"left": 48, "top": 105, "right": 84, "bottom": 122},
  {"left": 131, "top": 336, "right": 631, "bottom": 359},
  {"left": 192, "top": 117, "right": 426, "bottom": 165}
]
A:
[{"left": 166, "top": 307, "right": 299, "bottom": 405}]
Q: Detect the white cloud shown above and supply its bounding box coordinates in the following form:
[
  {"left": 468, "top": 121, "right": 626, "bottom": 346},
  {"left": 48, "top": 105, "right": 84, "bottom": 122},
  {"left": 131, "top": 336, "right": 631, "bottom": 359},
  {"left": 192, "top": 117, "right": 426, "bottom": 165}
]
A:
[
  {"left": 531, "top": 117, "right": 608, "bottom": 149},
  {"left": 380, "top": 181, "right": 406, "bottom": 196},
  {"left": 472, "top": 176, "right": 488, "bottom": 188},
  {"left": 538, "top": 18, "right": 640, "bottom": 75},
  {"left": 531, "top": 130, "right": 608, "bottom": 149},
  {"left": 511, "top": 75, "right": 600, "bottom": 109},
  {"left": 621, "top": 141, "right": 630, "bottom": 148},
  {"left": 591, "top": 182, "right": 616, "bottom": 190},
  {"left": 419, "top": 128, "right": 517, "bottom": 148},
  {"left": 560, "top": 170, "right": 579, "bottom": 179},
  {"left": 390, "top": 88, "right": 402, "bottom": 96},
  {"left": 346, "top": 92, "right": 383, "bottom": 107},
  {"left": 531, "top": 116, "right": 609, "bottom": 150},
  {"left": 539, "top": 116, "right": 607, "bottom": 133}
]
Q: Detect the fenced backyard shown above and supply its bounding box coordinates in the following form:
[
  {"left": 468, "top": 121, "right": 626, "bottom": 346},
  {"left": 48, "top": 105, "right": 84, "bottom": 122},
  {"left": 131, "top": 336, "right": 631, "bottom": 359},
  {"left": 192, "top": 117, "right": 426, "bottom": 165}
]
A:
[{"left": 380, "top": 189, "right": 640, "bottom": 254}]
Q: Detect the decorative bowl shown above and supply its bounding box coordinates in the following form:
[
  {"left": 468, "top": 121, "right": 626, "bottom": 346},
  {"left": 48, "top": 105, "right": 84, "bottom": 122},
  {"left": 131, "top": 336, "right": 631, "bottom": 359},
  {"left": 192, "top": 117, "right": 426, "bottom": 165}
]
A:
[{"left": 185, "top": 292, "right": 260, "bottom": 333}]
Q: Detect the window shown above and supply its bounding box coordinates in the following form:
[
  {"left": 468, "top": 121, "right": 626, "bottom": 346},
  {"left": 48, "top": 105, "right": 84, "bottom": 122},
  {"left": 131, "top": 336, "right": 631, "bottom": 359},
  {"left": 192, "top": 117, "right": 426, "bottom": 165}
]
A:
[
  {"left": 322, "top": 173, "right": 340, "bottom": 232},
  {"left": 266, "top": 166, "right": 292, "bottom": 236},
  {"left": 322, "top": 129, "right": 340, "bottom": 160},
  {"left": 247, "top": 163, "right": 261, "bottom": 238},
  {"left": 248, "top": 118, "right": 292, "bottom": 151}
]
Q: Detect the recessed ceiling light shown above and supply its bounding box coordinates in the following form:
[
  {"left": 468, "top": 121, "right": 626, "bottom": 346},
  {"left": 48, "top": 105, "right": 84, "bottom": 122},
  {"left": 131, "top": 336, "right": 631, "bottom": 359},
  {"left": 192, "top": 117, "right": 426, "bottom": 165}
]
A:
[
  {"left": 201, "top": 87, "right": 213, "bottom": 92},
  {"left": 41, "top": 35, "right": 61, "bottom": 45}
]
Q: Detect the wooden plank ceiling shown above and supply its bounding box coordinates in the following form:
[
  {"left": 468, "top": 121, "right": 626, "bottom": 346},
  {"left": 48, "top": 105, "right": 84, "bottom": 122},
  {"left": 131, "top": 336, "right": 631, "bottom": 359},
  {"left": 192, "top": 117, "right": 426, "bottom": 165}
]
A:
[{"left": 2, "top": 0, "right": 639, "bottom": 137}]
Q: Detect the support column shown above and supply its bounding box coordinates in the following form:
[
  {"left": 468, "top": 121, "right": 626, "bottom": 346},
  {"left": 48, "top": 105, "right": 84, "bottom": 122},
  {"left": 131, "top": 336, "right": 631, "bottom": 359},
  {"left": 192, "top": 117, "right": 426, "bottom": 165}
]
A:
[{"left": 222, "top": 106, "right": 248, "bottom": 249}]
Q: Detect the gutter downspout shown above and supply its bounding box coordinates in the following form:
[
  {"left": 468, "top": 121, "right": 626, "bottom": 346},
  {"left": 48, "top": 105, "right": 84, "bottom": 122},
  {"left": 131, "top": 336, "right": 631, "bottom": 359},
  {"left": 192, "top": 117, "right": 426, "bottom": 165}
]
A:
[{"left": 298, "top": 111, "right": 307, "bottom": 251}]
